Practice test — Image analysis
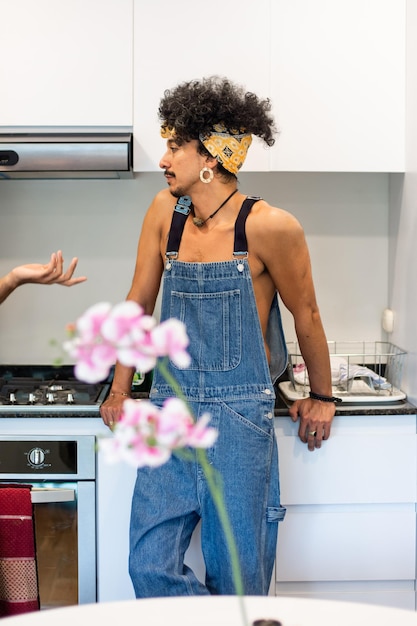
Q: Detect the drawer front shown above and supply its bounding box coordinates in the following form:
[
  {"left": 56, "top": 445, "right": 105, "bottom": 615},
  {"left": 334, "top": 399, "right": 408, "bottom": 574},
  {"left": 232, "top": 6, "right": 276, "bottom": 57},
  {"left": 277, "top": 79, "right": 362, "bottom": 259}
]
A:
[
  {"left": 276, "top": 506, "right": 416, "bottom": 581},
  {"left": 276, "top": 433, "right": 417, "bottom": 505}
]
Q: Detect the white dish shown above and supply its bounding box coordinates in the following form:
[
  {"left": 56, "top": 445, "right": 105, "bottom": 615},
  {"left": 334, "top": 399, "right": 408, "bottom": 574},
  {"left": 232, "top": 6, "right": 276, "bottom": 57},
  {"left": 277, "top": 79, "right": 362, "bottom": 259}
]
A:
[{"left": 278, "top": 380, "right": 407, "bottom": 404}]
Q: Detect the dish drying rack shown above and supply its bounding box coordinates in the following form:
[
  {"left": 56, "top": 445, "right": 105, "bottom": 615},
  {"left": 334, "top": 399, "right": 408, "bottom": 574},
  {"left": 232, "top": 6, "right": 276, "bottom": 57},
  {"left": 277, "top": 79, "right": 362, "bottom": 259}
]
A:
[{"left": 279, "top": 341, "right": 407, "bottom": 404}]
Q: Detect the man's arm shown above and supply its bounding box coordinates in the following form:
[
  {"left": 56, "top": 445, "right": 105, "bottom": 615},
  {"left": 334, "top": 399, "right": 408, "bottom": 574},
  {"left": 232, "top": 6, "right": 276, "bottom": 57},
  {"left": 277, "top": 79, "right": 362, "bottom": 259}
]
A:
[
  {"left": 253, "top": 202, "right": 335, "bottom": 451},
  {"left": 100, "top": 191, "right": 168, "bottom": 428}
]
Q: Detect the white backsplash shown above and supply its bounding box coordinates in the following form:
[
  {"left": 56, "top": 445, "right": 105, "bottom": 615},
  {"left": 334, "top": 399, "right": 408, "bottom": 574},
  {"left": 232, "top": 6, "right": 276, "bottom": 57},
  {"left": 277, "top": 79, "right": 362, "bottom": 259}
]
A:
[{"left": 0, "top": 172, "right": 389, "bottom": 363}]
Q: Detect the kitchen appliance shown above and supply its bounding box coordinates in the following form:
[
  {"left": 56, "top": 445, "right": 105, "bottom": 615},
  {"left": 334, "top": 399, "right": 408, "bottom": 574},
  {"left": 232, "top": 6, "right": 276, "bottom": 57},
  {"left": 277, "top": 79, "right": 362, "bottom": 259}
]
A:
[
  {"left": 0, "top": 434, "right": 96, "bottom": 609},
  {"left": 0, "top": 365, "right": 110, "bottom": 607},
  {"left": 0, "top": 130, "right": 133, "bottom": 179},
  {"left": 279, "top": 341, "right": 407, "bottom": 404},
  {"left": 0, "top": 365, "right": 110, "bottom": 417}
]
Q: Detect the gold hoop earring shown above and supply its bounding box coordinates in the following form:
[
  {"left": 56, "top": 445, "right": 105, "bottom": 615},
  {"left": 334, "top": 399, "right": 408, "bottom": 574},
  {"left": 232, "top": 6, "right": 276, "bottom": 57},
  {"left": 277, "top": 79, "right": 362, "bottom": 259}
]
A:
[{"left": 199, "top": 167, "right": 214, "bottom": 184}]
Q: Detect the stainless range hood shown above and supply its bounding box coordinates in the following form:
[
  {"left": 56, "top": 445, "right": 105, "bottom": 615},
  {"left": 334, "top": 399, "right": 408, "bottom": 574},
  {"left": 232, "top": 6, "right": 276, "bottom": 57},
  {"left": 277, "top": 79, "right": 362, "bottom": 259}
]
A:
[{"left": 0, "top": 129, "right": 133, "bottom": 179}]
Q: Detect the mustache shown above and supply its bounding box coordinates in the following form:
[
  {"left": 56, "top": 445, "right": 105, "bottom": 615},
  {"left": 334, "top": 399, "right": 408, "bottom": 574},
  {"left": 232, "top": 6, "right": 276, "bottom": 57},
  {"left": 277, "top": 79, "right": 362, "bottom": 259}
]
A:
[{"left": 164, "top": 170, "right": 175, "bottom": 177}]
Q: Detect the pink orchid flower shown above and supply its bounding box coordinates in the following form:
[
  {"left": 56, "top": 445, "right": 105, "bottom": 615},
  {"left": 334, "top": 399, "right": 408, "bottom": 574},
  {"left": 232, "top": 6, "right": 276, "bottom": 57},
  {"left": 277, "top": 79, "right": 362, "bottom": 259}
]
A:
[
  {"left": 64, "top": 302, "right": 191, "bottom": 383},
  {"left": 99, "top": 398, "right": 218, "bottom": 468},
  {"left": 75, "top": 302, "right": 112, "bottom": 342},
  {"left": 63, "top": 302, "right": 118, "bottom": 383},
  {"left": 73, "top": 343, "right": 117, "bottom": 384},
  {"left": 101, "top": 300, "right": 159, "bottom": 371},
  {"left": 101, "top": 301, "right": 145, "bottom": 343},
  {"left": 151, "top": 318, "right": 191, "bottom": 368}
]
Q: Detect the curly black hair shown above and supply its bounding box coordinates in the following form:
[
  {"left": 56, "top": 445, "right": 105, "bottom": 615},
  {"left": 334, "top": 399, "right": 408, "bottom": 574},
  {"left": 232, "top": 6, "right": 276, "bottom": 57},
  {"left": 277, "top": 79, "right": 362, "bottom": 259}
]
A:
[{"left": 158, "top": 76, "right": 277, "bottom": 147}]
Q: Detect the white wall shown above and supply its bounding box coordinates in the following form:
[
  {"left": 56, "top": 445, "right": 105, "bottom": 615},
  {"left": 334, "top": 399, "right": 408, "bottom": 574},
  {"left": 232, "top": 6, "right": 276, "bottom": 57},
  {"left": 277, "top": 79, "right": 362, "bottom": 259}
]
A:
[
  {"left": 0, "top": 171, "right": 389, "bottom": 364},
  {"left": 388, "top": 0, "right": 417, "bottom": 405}
]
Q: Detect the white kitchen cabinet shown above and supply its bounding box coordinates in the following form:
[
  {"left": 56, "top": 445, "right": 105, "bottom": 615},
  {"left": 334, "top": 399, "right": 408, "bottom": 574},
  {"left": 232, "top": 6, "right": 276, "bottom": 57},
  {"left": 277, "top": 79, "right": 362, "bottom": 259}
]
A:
[
  {"left": 274, "top": 413, "right": 417, "bottom": 610},
  {"left": 0, "top": 0, "right": 404, "bottom": 167},
  {"left": 133, "top": 0, "right": 271, "bottom": 172},
  {"left": 98, "top": 411, "right": 417, "bottom": 607},
  {"left": 3, "top": 412, "right": 415, "bottom": 608},
  {"left": 270, "top": 0, "right": 405, "bottom": 172},
  {"left": 277, "top": 506, "right": 415, "bottom": 581},
  {"left": 0, "top": 0, "right": 133, "bottom": 127},
  {"left": 133, "top": 0, "right": 405, "bottom": 172}
]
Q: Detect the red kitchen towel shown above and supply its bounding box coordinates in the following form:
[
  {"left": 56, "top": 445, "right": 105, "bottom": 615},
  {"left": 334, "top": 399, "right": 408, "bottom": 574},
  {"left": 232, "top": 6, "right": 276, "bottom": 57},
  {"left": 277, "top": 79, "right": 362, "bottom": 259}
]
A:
[{"left": 0, "top": 485, "right": 40, "bottom": 617}]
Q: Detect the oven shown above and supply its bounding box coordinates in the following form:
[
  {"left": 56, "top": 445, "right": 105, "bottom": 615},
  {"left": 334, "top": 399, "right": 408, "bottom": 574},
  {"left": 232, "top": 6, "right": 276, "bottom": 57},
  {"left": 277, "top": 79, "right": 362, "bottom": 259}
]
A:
[
  {"left": 0, "top": 435, "right": 96, "bottom": 609},
  {"left": 0, "top": 365, "right": 111, "bottom": 609}
]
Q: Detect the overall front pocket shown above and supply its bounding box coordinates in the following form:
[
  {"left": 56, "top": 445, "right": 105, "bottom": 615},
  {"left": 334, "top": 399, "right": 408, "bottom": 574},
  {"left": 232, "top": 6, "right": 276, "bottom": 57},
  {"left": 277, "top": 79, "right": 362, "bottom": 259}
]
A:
[{"left": 170, "top": 289, "right": 242, "bottom": 371}]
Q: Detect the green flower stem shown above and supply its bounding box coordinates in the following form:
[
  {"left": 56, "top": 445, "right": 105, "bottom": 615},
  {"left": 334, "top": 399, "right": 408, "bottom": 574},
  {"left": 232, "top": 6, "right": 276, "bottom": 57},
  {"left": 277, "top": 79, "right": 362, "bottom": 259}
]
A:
[
  {"left": 196, "top": 449, "right": 248, "bottom": 626},
  {"left": 157, "top": 359, "right": 249, "bottom": 626},
  {"left": 157, "top": 359, "right": 189, "bottom": 405}
]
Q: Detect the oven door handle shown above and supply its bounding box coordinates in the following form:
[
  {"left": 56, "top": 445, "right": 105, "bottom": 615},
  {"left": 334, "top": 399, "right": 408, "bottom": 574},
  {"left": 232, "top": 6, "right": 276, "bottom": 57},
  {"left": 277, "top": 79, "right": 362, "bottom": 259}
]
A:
[{"left": 30, "top": 487, "right": 75, "bottom": 504}]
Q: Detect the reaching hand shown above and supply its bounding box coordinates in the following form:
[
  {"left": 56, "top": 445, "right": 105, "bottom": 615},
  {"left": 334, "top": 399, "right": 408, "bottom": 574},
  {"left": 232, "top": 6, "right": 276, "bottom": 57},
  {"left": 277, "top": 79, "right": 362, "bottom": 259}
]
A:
[
  {"left": 0, "top": 251, "right": 87, "bottom": 304},
  {"left": 11, "top": 251, "right": 87, "bottom": 287}
]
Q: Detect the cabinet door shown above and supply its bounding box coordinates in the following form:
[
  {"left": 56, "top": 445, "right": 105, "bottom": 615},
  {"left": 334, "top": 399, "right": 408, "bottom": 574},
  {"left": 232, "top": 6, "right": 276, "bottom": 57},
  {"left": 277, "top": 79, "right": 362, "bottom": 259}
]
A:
[
  {"left": 0, "top": 0, "right": 133, "bottom": 127},
  {"left": 270, "top": 0, "right": 405, "bottom": 171},
  {"left": 277, "top": 433, "right": 417, "bottom": 505},
  {"left": 274, "top": 414, "right": 417, "bottom": 596},
  {"left": 276, "top": 414, "right": 417, "bottom": 505},
  {"left": 276, "top": 506, "right": 416, "bottom": 581},
  {"left": 133, "top": 0, "right": 271, "bottom": 172},
  {"left": 133, "top": 0, "right": 404, "bottom": 172}
]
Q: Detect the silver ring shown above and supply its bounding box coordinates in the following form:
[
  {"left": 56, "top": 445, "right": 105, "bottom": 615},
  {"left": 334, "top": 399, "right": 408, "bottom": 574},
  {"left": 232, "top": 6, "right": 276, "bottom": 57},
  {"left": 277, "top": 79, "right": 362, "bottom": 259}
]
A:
[{"left": 308, "top": 430, "right": 317, "bottom": 436}]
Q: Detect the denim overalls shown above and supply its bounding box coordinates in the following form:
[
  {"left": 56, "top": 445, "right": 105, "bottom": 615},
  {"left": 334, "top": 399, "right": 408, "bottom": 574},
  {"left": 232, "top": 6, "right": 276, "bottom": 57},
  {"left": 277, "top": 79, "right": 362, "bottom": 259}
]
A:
[{"left": 129, "top": 196, "right": 287, "bottom": 597}]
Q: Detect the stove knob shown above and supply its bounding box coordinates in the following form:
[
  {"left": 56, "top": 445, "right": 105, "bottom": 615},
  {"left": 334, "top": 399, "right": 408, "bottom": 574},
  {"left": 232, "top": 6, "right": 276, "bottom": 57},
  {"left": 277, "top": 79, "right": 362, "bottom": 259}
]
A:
[
  {"left": 29, "top": 448, "right": 45, "bottom": 466},
  {"left": 67, "top": 392, "right": 74, "bottom": 404},
  {"left": 28, "top": 393, "right": 36, "bottom": 404},
  {"left": 9, "top": 392, "right": 16, "bottom": 404},
  {"left": 47, "top": 392, "right": 55, "bottom": 404}
]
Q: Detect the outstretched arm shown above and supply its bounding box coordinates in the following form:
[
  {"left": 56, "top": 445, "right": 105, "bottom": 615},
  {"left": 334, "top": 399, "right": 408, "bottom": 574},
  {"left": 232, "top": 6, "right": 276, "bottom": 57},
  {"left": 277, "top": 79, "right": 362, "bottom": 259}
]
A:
[{"left": 0, "top": 250, "right": 87, "bottom": 304}]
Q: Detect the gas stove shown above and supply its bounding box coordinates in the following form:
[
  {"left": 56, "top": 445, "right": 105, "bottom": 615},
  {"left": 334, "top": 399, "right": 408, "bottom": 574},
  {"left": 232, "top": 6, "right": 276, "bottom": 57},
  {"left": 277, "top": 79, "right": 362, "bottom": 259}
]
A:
[{"left": 0, "top": 365, "right": 111, "bottom": 417}]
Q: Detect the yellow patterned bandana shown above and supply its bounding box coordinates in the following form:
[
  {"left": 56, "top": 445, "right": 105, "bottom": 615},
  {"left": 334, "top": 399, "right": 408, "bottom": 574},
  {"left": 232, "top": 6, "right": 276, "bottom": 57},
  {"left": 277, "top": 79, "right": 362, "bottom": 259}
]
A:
[
  {"left": 160, "top": 125, "right": 176, "bottom": 139},
  {"left": 160, "top": 123, "right": 252, "bottom": 175},
  {"left": 199, "top": 123, "right": 252, "bottom": 175}
]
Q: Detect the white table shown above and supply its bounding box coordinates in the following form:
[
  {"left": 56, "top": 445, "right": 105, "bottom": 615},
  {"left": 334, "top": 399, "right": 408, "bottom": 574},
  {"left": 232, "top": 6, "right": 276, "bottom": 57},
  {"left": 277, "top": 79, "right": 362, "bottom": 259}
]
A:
[{"left": 4, "top": 596, "right": 417, "bottom": 626}]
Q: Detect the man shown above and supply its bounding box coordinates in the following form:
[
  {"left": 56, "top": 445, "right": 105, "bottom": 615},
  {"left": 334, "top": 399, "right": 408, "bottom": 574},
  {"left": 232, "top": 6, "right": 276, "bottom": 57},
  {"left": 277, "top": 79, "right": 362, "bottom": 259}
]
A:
[
  {"left": 100, "top": 76, "right": 336, "bottom": 597},
  {"left": 0, "top": 250, "right": 86, "bottom": 304}
]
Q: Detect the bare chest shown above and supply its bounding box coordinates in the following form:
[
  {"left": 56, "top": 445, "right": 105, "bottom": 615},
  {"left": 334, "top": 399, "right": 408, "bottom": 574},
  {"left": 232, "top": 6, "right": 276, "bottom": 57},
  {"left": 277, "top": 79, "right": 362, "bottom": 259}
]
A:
[
  {"left": 161, "top": 219, "right": 233, "bottom": 261},
  {"left": 179, "top": 228, "right": 233, "bottom": 262},
  {"left": 161, "top": 220, "right": 266, "bottom": 282},
  {"left": 160, "top": 218, "right": 275, "bottom": 338}
]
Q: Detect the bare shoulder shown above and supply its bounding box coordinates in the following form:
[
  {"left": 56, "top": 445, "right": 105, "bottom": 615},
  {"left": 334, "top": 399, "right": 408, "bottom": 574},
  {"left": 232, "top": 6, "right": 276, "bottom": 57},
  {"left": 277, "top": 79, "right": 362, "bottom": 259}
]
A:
[
  {"left": 245, "top": 199, "right": 313, "bottom": 301},
  {"left": 141, "top": 189, "right": 176, "bottom": 233},
  {"left": 248, "top": 199, "right": 305, "bottom": 250},
  {"left": 147, "top": 188, "right": 176, "bottom": 215}
]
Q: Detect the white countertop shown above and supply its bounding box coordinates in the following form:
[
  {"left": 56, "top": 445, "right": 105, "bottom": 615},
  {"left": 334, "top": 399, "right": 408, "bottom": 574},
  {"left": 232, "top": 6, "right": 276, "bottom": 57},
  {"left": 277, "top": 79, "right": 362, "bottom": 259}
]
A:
[{"left": 4, "top": 596, "right": 417, "bottom": 626}]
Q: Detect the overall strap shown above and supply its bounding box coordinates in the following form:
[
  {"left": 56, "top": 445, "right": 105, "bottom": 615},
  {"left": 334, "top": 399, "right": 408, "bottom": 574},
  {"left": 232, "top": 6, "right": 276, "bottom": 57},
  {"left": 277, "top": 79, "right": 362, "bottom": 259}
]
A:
[
  {"left": 234, "top": 196, "right": 262, "bottom": 255},
  {"left": 165, "top": 196, "right": 192, "bottom": 258},
  {"left": 166, "top": 194, "right": 262, "bottom": 258}
]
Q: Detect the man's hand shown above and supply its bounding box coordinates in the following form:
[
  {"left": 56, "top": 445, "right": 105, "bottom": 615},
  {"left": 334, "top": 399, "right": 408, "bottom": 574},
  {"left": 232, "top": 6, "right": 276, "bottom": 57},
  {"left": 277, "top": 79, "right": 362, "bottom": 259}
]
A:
[
  {"left": 100, "top": 393, "right": 129, "bottom": 429},
  {"left": 289, "top": 397, "right": 335, "bottom": 451}
]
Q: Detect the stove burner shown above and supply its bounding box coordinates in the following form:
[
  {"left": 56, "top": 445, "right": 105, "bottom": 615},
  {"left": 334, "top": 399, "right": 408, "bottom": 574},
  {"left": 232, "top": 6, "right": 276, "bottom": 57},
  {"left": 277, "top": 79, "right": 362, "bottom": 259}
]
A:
[
  {"left": 0, "top": 365, "right": 111, "bottom": 416},
  {"left": 1, "top": 380, "right": 103, "bottom": 405}
]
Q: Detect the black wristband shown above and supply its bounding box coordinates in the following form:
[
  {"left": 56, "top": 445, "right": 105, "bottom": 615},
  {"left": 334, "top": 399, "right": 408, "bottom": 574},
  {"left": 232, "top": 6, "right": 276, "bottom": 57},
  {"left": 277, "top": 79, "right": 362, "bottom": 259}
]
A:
[{"left": 309, "top": 391, "right": 342, "bottom": 404}]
